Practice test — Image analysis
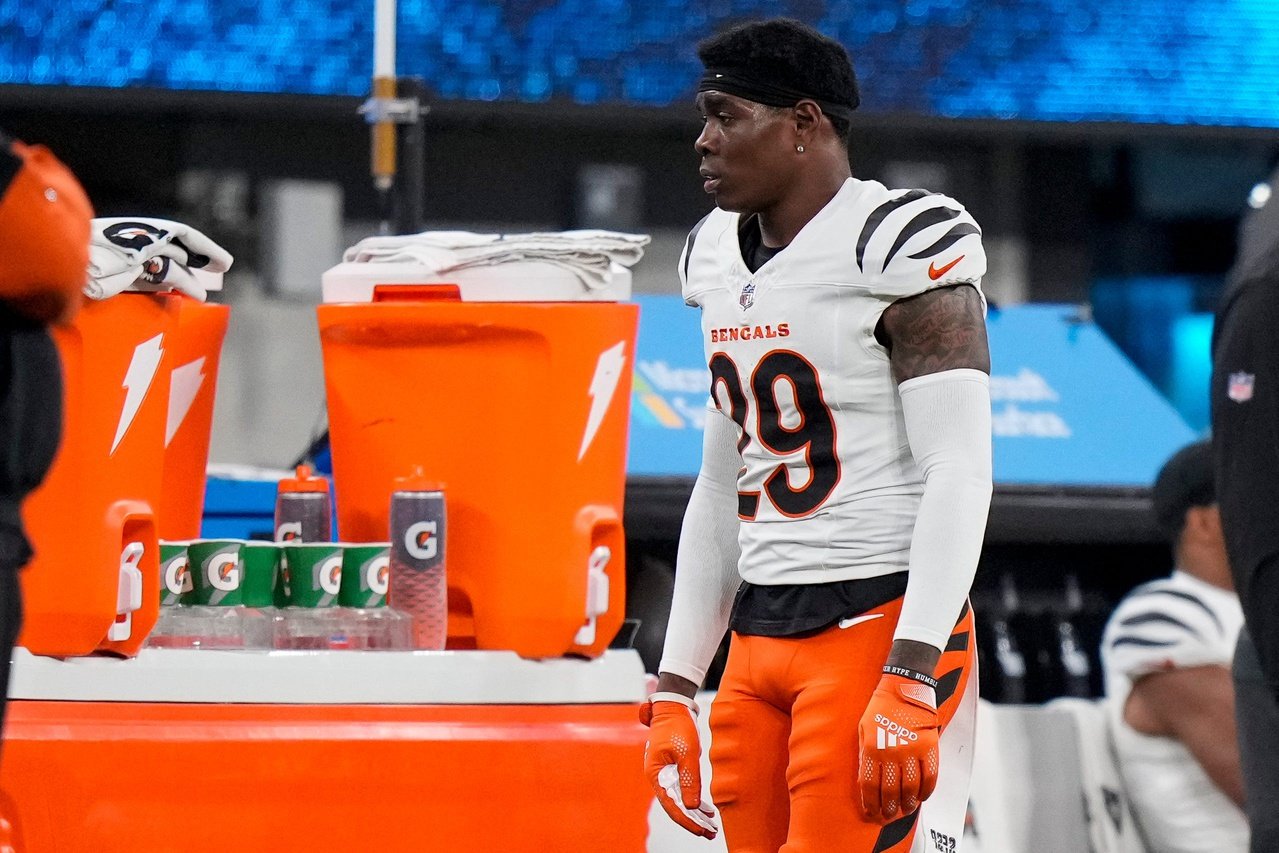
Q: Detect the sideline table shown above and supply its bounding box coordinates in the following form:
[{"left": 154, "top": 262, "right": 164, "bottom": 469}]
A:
[{"left": 2, "top": 648, "right": 651, "bottom": 852}]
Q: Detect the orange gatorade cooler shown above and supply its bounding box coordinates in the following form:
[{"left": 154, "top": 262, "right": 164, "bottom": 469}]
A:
[
  {"left": 20, "top": 293, "right": 173, "bottom": 656},
  {"left": 158, "top": 298, "right": 230, "bottom": 540},
  {"left": 318, "top": 261, "right": 638, "bottom": 659},
  {"left": 19, "top": 292, "right": 223, "bottom": 657}
]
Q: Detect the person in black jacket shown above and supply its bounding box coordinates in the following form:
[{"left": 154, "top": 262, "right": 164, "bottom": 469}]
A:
[
  {"left": 1211, "top": 164, "right": 1279, "bottom": 853},
  {"left": 0, "top": 132, "right": 92, "bottom": 735}
]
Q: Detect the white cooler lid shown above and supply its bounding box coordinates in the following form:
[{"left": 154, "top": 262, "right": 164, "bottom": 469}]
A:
[{"left": 321, "top": 260, "right": 632, "bottom": 304}]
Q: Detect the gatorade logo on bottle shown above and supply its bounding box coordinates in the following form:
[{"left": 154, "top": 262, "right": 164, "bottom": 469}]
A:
[
  {"left": 207, "top": 554, "right": 241, "bottom": 592},
  {"left": 276, "top": 521, "right": 302, "bottom": 542},
  {"left": 390, "top": 488, "right": 445, "bottom": 580},
  {"left": 317, "top": 555, "right": 343, "bottom": 596},
  {"left": 406, "top": 521, "right": 438, "bottom": 560},
  {"left": 163, "top": 555, "right": 192, "bottom": 597},
  {"left": 367, "top": 556, "right": 391, "bottom": 597}
]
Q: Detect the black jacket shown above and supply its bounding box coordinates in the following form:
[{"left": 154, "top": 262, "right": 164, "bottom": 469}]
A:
[
  {"left": 1212, "top": 166, "right": 1279, "bottom": 695},
  {"left": 0, "top": 303, "right": 63, "bottom": 570}
]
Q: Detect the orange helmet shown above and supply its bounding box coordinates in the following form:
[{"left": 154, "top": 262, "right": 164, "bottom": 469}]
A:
[{"left": 0, "top": 134, "right": 93, "bottom": 312}]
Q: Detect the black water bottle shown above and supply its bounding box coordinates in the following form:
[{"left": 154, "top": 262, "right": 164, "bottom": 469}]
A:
[
  {"left": 273, "top": 465, "right": 332, "bottom": 608},
  {"left": 388, "top": 473, "right": 447, "bottom": 650},
  {"left": 273, "top": 465, "right": 332, "bottom": 543}
]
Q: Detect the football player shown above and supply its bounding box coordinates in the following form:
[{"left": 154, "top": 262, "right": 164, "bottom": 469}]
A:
[
  {"left": 641, "top": 19, "right": 992, "bottom": 852},
  {"left": 1101, "top": 440, "right": 1247, "bottom": 853}
]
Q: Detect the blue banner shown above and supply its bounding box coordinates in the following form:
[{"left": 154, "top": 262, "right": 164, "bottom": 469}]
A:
[
  {"left": 626, "top": 297, "right": 1197, "bottom": 487},
  {"left": 627, "top": 295, "right": 709, "bottom": 478}
]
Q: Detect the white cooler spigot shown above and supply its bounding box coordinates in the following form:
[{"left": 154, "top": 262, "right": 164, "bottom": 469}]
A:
[
  {"left": 574, "top": 545, "right": 612, "bottom": 647},
  {"left": 108, "top": 540, "right": 145, "bottom": 641}
]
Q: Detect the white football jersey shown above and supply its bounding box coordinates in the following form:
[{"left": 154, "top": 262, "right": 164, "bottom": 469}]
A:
[
  {"left": 679, "top": 177, "right": 987, "bottom": 585},
  {"left": 1101, "top": 571, "right": 1248, "bottom": 853}
]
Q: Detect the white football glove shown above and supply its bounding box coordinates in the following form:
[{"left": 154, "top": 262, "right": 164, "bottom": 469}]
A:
[{"left": 86, "top": 217, "right": 233, "bottom": 301}]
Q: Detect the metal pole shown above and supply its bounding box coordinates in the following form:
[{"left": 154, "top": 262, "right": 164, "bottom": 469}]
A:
[
  {"left": 396, "top": 76, "right": 428, "bottom": 235},
  {"left": 371, "top": 0, "right": 398, "bottom": 234}
]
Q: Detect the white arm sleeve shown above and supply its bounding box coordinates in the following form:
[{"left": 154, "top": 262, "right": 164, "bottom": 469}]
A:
[
  {"left": 895, "top": 368, "right": 993, "bottom": 650},
  {"left": 657, "top": 407, "right": 743, "bottom": 685}
]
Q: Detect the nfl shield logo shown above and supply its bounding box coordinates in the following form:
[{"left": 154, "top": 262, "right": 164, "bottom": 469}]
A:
[
  {"left": 1228, "top": 371, "right": 1255, "bottom": 403},
  {"left": 739, "top": 282, "right": 755, "bottom": 310}
]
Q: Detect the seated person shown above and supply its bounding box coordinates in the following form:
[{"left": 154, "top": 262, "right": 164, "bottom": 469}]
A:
[{"left": 1101, "top": 439, "right": 1247, "bottom": 853}]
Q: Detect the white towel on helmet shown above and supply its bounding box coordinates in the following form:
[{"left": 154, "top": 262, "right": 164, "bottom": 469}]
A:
[
  {"left": 86, "top": 217, "right": 234, "bottom": 301},
  {"left": 342, "top": 229, "right": 649, "bottom": 291}
]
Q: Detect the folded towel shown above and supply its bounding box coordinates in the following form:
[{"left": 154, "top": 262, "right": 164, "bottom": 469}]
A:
[
  {"left": 86, "top": 217, "right": 233, "bottom": 301},
  {"left": 342, "top": 229, "right": 650, "bottom": 291}
]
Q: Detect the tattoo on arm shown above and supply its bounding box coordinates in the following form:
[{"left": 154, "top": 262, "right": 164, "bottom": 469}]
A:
[{"left": 877, "top": 284, "right": 991, "bottom": 383}]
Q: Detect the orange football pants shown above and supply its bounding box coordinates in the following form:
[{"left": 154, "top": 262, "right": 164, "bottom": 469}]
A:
[{"left": 708, "top": 596, "right": 975, "bottom": 853}]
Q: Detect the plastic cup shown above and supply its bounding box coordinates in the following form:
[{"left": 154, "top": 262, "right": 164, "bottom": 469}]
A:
[
  {"left": 158, "top": 541, "right": 192, "bottom": 606},
  {"left": 240, "top": 542, "right": 281, "bottom": 609},
  {"left": 283, "top": 543, "right": 344, "bottom": 608},
  {"left": 186, "top": 539, "right": 246, "bottom": 607},
  {"left": 340, "top": 544, "right": 391, "bottom": 608}
]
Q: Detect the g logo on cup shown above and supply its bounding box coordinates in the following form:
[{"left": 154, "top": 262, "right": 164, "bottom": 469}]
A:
[
  {"left": 318, "top": 555, "right": 342, "bottom": 596},
  {"left": 406, "top": 521, "right": 438, "bottom": 560},
  {"left": 207, "top": 554, "right": 241, "bottom": 592},
  {"left": 366, "top": 556, "right": 391, "bottom": 596},
  {"left": 163, "top": 556, "right": 193, "bottom": 597}
]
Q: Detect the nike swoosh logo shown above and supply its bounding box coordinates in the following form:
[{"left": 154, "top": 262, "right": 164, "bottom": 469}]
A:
[
  {"left": 838, "top": 613, "right": 884, "bottom": 630},
  {"left": 928, "top": 255, "right": 964, "bottom": 280}
]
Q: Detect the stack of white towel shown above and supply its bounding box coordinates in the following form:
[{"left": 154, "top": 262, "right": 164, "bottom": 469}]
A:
[{"left": 342, "top": 229, "right": 650, "bottom": 292}]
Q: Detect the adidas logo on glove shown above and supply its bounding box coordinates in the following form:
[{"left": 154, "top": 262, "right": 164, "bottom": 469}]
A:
[{"left": 874, "top": 714, "right": 919, "bottom": 748}]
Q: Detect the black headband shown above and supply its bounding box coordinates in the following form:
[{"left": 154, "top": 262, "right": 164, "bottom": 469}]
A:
[{"left": 698, "top": 68, "right": 858, "bottom": 121}]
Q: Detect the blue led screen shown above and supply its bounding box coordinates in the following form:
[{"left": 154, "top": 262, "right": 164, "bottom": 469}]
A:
[{"left": 4, "top": 0, "right": 1279, "bottom": 127}]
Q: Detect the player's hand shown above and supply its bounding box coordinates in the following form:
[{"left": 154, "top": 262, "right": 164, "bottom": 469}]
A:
[
  {"left": 640, "top": 693, "right": 720, "bottom": 839},
  {"left": 856, "top": 669, "right": 940, "bottom": 824}
]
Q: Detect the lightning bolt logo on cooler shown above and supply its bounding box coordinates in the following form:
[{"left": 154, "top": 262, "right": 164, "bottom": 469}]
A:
[
  {"left": 112, "top": 333, "right": 165, "bottom": 455},
  {"left": 165, "top": 356, "right": 206, "bottom": 448},
  {"left": 579, "top": 340, "right": 627, "bottom": 461},
  {"left": 389, "top": 480, "right": 447, "bottom": 650}
]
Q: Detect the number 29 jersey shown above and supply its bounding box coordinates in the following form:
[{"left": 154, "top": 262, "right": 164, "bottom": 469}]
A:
[{"left": 680, "top": 177, "right": 987, "bottom": 586}]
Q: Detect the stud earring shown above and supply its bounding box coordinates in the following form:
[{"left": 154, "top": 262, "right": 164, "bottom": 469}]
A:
[{"left": 796, "top": 145, "right": 805, "bottom": 153}]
